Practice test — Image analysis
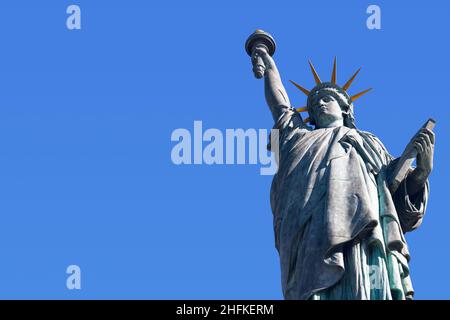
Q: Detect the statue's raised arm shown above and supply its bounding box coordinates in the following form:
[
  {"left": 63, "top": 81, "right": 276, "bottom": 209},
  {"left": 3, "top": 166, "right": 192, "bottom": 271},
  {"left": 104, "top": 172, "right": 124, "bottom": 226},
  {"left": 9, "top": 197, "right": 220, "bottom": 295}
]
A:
[{"left": 245, "top": 30, "right": 291, "bottom": 122}]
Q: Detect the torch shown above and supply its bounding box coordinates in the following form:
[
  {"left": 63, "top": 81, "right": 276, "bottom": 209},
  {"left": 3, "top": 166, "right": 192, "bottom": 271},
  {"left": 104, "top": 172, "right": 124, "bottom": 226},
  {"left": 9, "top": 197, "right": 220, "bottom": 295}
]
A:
[{"left": 245, "top": 29, "right": 276, "bottom": 79}]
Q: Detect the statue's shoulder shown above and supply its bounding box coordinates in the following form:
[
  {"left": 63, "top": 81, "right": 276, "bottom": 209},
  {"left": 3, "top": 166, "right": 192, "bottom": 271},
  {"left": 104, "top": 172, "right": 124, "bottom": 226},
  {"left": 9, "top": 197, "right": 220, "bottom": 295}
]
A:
[
  {"left": 356, "top": 129, "right": 382, "bottom": 145},
  {"left": 356, "top": 129, "right": 393, "bottom": 160},
  {"left": 273, "top": 107, "right": 312, "bottom": 133},
  {"left": 356, "top": 129, "right": 378, "bottom": 140}
]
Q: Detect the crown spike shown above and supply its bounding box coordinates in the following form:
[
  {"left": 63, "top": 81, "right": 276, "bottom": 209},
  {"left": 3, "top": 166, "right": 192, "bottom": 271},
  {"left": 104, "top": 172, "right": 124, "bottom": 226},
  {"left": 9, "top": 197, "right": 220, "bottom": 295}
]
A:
[
  {"left": 296, "top": 106, "right": 308, "bottom": 113},
  {"left": 308, "top": 60, "right": 322, "bottom": 84},
  {"left": 343, "top": 67, "right": 361, "bottom": 91},
  {"left": 289, "top": 80, "right": 310, "bottom": 96},
  {"left": 331, "top": 57, "right": 337, "bottom": 84},
  {"left": 351, "top": 88, "right": 372, "bottom": 101}
]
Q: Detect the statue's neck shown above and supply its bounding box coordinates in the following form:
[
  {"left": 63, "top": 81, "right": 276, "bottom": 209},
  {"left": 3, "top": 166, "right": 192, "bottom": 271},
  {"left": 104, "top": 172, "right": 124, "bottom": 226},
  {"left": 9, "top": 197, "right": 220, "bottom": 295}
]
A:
[{"left": 316, "top": 119, "right": 344, "bottom": 129}]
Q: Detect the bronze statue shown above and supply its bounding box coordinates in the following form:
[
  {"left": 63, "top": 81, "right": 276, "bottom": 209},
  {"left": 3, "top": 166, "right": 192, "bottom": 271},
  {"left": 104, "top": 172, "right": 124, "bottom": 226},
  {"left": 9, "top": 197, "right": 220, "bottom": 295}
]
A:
[{"left": 246, "top": 30, "right": 435, "bottom": 300}]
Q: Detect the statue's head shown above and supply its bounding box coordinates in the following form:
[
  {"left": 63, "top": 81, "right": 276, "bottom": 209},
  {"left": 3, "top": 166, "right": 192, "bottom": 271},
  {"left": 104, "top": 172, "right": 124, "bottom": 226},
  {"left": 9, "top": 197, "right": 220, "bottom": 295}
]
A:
[
  {"left": 290, "top": 58, "right": 372, "bottom": 129},
  {"left": 307, "top": 82, "right": 354, "bottom": 128}
]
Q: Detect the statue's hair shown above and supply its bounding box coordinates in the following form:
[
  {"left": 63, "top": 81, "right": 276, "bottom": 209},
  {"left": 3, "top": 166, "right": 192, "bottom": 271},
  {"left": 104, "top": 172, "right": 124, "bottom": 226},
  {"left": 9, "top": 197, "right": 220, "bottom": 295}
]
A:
[{"left": 306, "top": 83, "right": 356, "bottom": 129}]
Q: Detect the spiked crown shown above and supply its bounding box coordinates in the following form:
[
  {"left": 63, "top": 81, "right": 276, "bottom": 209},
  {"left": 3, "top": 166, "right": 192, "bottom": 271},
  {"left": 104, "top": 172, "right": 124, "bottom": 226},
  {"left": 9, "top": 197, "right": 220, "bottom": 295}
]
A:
[{"left": 289, "top": 58, "right": 371, "bottom": 126}]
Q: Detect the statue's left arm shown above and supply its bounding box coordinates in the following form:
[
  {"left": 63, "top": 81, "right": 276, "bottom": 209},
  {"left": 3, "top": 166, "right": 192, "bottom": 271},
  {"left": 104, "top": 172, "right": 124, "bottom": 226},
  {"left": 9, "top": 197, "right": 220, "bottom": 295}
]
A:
[{"left": 391, "top": 128, "right": 435, "bottom": 232}]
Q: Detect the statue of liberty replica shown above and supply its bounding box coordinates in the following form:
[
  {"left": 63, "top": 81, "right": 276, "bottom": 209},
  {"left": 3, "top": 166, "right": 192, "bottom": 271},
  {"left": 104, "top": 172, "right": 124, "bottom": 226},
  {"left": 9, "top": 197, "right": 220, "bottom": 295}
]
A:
[{"left": 245, "top": 30, "right": 435, "bottom": 300}]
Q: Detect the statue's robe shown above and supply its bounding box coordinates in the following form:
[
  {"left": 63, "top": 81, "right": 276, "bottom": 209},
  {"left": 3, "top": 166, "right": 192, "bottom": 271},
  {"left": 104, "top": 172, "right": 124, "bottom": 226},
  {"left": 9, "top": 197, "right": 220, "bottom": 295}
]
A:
[{"left": 269, "top": 109, "right": 429, "bottom": 300}]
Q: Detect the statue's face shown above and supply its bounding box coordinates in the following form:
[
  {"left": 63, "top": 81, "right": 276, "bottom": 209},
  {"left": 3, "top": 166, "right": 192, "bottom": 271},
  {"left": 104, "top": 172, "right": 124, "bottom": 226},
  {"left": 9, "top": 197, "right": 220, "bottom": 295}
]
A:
[{"left": 310, "top": 93, "right": 344, "bottom": 128}]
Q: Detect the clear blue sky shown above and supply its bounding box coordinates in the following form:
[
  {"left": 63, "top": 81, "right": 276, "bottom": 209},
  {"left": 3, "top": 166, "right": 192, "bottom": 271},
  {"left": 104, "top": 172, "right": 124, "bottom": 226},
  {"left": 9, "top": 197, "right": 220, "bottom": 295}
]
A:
[{"left": 0, "top": 0, "right": 448, "bottom": 299}]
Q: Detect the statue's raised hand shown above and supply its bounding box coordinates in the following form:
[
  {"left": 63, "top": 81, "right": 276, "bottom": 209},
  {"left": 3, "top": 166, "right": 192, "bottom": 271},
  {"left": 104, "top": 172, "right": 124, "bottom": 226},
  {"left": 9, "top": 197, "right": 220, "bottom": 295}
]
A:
[{"left": 251, "top": 45, "right": 274, "bottom": 78}]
